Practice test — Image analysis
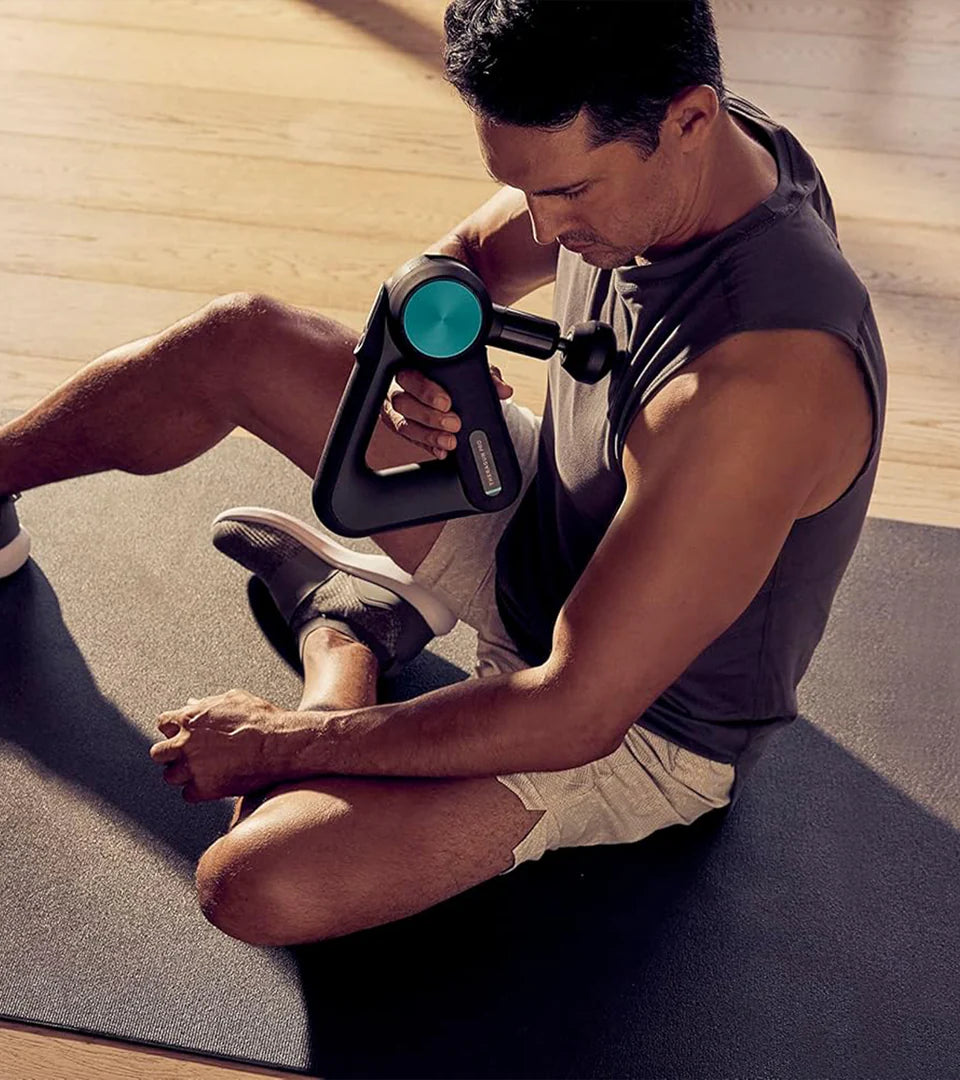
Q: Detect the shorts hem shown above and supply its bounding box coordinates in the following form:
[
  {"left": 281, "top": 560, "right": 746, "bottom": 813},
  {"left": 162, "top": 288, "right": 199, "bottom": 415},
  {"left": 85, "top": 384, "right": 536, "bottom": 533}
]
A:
[{"left": 494, "top": 773, "right": 558, "bottom": 874}]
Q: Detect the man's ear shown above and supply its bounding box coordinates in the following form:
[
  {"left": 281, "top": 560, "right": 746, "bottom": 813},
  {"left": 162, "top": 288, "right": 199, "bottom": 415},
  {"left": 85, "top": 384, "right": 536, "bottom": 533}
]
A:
[{"left": 668, "top": 85, "right": 720, "bottom": 148}]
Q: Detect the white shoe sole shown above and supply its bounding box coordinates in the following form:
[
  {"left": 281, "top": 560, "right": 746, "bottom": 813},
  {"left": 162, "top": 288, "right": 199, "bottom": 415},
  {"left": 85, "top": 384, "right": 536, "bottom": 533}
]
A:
[
  {"left": 211, "top": 506, "right": 458, "bottom": 636},
  {"left": 0, "top": 526, "right": 31, "bottom": 578}
]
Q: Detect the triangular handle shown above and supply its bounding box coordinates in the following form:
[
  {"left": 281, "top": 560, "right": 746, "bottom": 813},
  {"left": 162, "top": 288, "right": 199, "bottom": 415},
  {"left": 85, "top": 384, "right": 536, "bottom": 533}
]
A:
[{"left": 312, "top": 283, "right": 523, "bottom": 537}]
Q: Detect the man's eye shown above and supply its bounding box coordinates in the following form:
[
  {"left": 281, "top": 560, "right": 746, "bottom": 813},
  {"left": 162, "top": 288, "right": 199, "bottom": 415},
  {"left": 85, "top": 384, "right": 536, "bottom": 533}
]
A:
[{"left": 558, "top": 188, "right": 585, "bottom": 201}]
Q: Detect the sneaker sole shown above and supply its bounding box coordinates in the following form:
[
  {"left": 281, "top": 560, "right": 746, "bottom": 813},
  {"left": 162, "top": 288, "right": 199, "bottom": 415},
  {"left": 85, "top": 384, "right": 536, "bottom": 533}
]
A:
[
  {"left": 0, "top": 527, "right": 31, "bottom": 578},
  {"left": 211, "top": 506, "right": 458, "bottom": 636}
]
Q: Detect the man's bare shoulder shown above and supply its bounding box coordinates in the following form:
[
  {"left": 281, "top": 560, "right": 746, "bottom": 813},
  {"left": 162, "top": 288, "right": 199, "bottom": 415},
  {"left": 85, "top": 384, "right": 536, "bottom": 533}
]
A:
[{"left": 621, "top": 327, "right": 873, "bottom": 519}]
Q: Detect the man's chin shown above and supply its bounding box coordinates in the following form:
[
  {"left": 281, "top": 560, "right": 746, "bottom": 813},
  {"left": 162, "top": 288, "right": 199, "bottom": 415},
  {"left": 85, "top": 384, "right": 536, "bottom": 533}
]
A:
[
  {"left": 562, "top": 239, "right": 640, "bottom": 269},
  {"left": 578, "top": 247, "right": 631, "bottom": 270}
]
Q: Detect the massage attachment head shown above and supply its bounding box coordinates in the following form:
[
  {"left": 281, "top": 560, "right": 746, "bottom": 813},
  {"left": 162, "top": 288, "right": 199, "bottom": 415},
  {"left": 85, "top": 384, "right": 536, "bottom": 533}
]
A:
[{"left": 556, "top": 321, "right": 617, "bottom": 384}]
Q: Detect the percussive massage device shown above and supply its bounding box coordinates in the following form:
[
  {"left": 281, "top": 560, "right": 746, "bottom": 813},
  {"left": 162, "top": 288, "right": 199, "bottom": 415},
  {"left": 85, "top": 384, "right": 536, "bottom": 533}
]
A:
[{"left": 312, "top": 253, "right": 619, "bottom": 537}]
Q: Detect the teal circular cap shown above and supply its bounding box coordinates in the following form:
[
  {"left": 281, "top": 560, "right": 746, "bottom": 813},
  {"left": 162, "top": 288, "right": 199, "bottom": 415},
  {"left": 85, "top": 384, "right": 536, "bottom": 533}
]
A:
[{"left": 402, "top": 279, "right": 483, "bottom": 358}]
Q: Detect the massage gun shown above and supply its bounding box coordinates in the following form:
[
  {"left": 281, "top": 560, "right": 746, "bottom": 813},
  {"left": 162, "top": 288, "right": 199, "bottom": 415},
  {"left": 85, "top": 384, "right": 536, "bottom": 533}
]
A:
[{"left": 311, "top": 253, "right": 618, "bottom": 537}]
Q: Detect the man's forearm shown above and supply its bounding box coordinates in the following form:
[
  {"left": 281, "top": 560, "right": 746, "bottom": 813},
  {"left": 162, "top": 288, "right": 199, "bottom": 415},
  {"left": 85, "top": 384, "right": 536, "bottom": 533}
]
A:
[{"left": 273, "top": 665, "right": 610, "bottom": 781}]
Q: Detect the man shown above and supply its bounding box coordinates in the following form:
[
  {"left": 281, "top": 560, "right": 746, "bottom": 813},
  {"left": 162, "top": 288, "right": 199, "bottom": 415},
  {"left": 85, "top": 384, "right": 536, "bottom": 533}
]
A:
[{"left": 0, "top": 1, "right": 884, "bottom": 947}]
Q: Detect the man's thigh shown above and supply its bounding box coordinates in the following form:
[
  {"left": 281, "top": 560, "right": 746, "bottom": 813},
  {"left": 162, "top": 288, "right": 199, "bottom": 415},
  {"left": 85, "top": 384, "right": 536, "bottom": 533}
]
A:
[
  {"left": 200, "top": 728, "right": 735, "bottom": 945},
  {"left": 198, "top": 773, "right": 546, "bottom": 945}
]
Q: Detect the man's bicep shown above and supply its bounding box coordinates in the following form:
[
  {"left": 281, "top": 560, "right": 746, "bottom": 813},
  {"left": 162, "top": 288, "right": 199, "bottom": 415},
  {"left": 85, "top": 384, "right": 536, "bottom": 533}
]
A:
[{"left": 543, "top": 368, "right": 827, "bottom": 746}]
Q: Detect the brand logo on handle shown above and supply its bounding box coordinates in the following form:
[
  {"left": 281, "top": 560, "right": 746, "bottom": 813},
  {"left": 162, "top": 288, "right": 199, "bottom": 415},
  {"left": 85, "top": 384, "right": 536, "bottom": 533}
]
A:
[{"left": 468, "top": 430, "right": 502, "bottom": 497}]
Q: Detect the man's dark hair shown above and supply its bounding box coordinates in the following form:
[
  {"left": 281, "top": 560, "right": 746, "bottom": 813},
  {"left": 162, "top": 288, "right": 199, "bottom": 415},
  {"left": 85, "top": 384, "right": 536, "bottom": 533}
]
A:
[{"left": 442, "top": 0, "right": 728, "bottom": 160}]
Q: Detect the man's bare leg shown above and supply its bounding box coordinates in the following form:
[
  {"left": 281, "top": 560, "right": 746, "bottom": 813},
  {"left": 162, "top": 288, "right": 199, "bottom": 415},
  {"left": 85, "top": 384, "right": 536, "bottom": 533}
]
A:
[
  {"left": 208, "top": 617, "right": 545, "bottom": 945},
  {"left": 0, "top": 291, "right": 452, "bottom": 575},
  {"left": 298, "top": 624, "right": 380, "bottom": 712},
  {"left": 226, "top": 615, "right": 378, "bottom": 821},
  {"left": 225, "top": 620, "right": 382, "bottom": 831}
]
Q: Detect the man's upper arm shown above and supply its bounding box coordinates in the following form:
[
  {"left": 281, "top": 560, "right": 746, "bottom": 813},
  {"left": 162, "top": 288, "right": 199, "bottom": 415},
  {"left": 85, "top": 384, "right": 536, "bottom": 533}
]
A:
[{"left": 544, "top": 332, "right": 851, "bottom": 754}]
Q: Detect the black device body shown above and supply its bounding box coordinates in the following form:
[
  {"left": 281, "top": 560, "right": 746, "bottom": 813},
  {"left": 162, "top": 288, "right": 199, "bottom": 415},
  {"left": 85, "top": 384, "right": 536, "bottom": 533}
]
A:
[{"left": 311, "top": 254, "right": 615, "bottom": 538}]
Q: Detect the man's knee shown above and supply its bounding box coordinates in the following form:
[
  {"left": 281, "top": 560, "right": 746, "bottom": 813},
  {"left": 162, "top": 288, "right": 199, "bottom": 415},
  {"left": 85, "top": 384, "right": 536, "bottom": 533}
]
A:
[
  {"left": 137, "top": 291, "right": 276, "bottom": 397},
  {"left": 195, "top": 828, "right": 340, "bottom": 947},
  {"left": 195, "top": 833, "right": 277, "bottom": 944},
  {"left": 207, "top": 291, "right": 277, "bottom": 324},
  {"left": 202, "top": 292, "right": 279, "bottom": 355},
  {"left": 208, "top": 292, "right": 355, "bottom": 383},
  {"left": 182, "top": 292, "right": 283, "bottom": 404}
]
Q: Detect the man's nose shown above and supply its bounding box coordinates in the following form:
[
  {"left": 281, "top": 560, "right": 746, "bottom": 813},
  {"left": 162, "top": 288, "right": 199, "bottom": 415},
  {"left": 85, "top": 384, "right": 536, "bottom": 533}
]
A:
[{"left": 526, "top": 198, "right": 566, "bottom": 246}]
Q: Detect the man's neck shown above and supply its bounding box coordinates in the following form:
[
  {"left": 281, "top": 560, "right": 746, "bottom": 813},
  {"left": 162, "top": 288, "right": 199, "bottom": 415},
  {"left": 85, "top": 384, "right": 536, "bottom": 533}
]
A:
[
  {"left": 703, "top": 110, "right": 779, "bottom": 234},
  {"left": 638, "top": 111, "right": 779, "bottom": 266}
]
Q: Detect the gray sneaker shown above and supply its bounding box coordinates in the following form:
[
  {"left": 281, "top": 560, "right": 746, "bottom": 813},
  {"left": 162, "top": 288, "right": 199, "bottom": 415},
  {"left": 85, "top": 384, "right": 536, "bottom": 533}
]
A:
[
  {"left": 0, "top": 492, "right": 31, "bottom": 578},
  {"left": 210, "top": 506, "right": 457, "bottom": 678}
]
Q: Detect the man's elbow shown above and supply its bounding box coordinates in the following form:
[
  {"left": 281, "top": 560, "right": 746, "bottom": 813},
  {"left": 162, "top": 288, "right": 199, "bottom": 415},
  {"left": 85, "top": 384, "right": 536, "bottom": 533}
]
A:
[{"left": 532, "top": 660, "right": 632, "bottom": 768}]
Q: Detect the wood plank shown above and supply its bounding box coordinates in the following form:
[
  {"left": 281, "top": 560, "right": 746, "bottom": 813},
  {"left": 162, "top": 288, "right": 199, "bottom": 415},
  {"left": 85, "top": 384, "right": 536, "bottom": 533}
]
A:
[
  {"left": 714, "top": 0, "right": 960, "bottom": 46},
  {"left": 766, "top": 142, "right": 959, "bottom": 229},
  {"left": 0, "top": 131, "right": 495, "bottom": 248},
  {"left": 726, "top": 80, "right": 960, "bottom": 158},
  {"left": 0, "top": 352, "right": 86, "bottom": 413},
  {"left": 0, "top": 16, "right": 453, "bottom": 107},
  {"left": 871, "top": 291, "right": 960, "bottom": 383},
  {"left": 0, "top": 70, "right": 479, "bottom": 179},
  {"left": 870, "top": 458, "right": 960, "bottom": 528},
  {"left": 0, "top": 1017, "right": 296, "bottom": 1080},
  {"left": 3, "top": 132, "right": 958, "bottom": 272},
  {"left": 59, "top": 73, "right": 945, "bottom": 203},
  {"left": 0, "top": 0, "right": 446, "bottom": 53},
  {"left": 837, "top": 218, "right": 960, "bottom": 301},
  {"left": 718, "top": 26, "right": 957, "bottom": 99},
  {"left": 0, "top": 272, "right": 231, "bottom": 360},
  {"left": 0, "top": 195, "right": 450, "bottom": 308},
  {"left": 881, "top": 371, "right": 960, "bottom": 470}
]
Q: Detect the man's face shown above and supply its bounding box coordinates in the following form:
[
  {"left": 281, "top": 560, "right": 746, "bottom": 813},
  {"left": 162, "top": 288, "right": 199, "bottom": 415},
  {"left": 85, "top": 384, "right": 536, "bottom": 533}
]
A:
[{"left": 475, "top": 92, "right": 710, "bottom": 270}]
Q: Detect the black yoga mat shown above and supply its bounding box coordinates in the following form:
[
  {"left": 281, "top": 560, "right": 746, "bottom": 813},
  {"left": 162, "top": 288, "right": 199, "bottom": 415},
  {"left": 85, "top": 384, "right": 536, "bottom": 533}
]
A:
[{"left": 1, "top": 408, "right": 958, "bottom": 1079}]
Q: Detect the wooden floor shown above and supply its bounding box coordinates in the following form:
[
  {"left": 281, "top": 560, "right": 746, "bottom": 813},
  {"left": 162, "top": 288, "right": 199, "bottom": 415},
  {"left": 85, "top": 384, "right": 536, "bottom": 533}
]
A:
[{"left": 0, "top": 0, "right": 957, "bottom": 1076}]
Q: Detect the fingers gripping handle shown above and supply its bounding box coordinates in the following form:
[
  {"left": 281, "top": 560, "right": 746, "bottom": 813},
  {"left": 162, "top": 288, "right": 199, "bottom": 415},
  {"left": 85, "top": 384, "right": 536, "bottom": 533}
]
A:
[{"left": 311, "top": 282, "right": 523, "bottom": 538}]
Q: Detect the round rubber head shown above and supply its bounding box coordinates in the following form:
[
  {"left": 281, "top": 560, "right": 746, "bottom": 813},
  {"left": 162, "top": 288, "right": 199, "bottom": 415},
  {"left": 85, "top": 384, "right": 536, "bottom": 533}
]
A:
[{"left": 402, "top": 279, "right": 483, "bottom": 358}]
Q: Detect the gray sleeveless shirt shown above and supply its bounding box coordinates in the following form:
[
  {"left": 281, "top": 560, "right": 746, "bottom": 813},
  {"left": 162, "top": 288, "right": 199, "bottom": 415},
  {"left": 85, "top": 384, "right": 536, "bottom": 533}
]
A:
[{"left": 493, "top": 94, "right": 888, "bottom": 803}]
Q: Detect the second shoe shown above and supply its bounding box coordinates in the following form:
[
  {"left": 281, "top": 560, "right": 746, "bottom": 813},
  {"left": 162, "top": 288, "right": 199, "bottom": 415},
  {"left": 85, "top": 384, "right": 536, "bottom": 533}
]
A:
[{"left": 0, "top": 492, "right": 31, "bottom": 579}]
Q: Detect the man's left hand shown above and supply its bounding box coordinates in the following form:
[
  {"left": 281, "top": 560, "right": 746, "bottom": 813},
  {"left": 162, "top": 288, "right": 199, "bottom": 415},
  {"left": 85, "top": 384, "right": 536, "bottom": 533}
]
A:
[{"left": 151, "top": 688, "right": 305, "bottom": 803}]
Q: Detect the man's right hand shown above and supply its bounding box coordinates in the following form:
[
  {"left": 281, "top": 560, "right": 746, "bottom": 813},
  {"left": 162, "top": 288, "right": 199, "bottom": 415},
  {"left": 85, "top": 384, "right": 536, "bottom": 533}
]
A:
[{"left": 379, "top": 365, "right": 514, "bottom": 459}]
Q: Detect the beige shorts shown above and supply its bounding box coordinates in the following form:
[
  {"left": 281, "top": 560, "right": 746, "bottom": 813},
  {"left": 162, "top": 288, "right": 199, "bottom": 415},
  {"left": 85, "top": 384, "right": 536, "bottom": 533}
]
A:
[{"left": 411, "top": 399, "right": 736, "bottom": 874}]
